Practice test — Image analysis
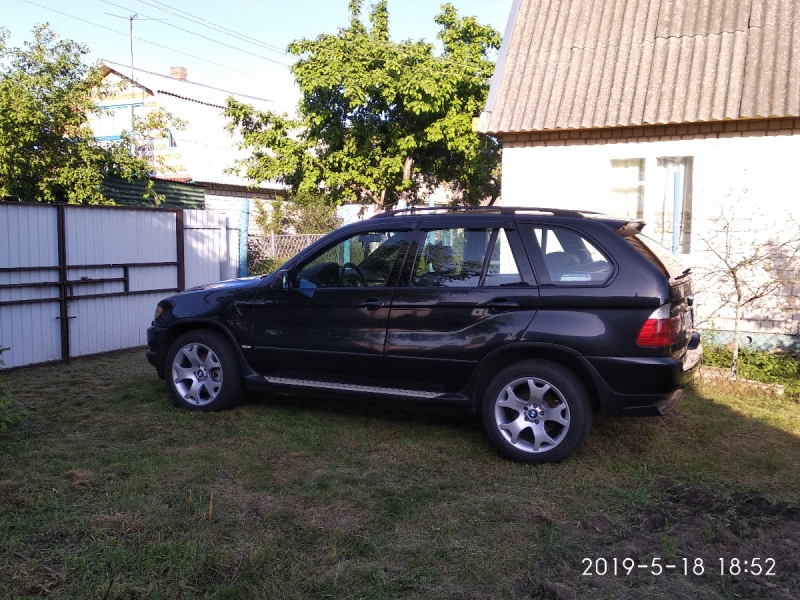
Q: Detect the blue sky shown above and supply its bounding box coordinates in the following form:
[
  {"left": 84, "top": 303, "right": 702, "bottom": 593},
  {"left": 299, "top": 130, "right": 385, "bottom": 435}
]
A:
[{"left": 5, "top": 0, "right": 513, "bottom": 113}]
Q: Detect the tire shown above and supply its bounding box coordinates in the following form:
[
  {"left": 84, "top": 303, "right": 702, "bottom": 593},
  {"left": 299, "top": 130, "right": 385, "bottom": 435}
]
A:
[
  {"left": 164, "top": 329, "right": 244, "bottom": 412},
  {"left": 482, "top": 360, "right": 592, "bottom": 464}
]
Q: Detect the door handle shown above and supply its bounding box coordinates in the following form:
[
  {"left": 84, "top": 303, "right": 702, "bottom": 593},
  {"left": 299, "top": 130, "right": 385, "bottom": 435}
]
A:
[
  {"left": 486, "top": 298, "right": 519, "bottom": 313},
  {"left": 361, "top": 299, "right": 385, "bottom": 311}
]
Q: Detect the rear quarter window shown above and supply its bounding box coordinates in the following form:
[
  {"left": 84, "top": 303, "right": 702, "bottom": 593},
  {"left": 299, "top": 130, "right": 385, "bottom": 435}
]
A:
[{"left": 521, "top": 225, "right": 613, "bottom": 285}]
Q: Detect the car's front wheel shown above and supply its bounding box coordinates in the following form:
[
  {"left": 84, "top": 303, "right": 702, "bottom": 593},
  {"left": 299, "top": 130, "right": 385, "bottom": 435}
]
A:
[
  {"left": 482, "top": 360, "right": 592, "bottom": 463},
  {"left": 165, "top": 329, "right": 244, "bottom": 411}
]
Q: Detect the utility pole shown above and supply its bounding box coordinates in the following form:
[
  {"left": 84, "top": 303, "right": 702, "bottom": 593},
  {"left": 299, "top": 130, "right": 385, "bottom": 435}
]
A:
[{"left": 130, "top": 13, "right": 137, "bottom": 135}]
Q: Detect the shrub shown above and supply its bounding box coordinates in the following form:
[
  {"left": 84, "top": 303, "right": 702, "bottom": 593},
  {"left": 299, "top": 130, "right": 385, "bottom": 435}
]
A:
[{"left": 703, "top": 344, "right": 800, "bottom": 397}]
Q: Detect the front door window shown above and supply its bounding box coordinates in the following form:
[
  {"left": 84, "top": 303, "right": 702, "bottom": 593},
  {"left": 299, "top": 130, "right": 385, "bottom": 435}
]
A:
[{"left": 294, "top": 230, "right": 407, "bottom": 289}]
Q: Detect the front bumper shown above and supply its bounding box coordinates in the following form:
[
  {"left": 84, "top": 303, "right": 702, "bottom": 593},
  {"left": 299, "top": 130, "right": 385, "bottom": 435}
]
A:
[{"left": 146, "top": 325, "right": 168, "bottom": 378}]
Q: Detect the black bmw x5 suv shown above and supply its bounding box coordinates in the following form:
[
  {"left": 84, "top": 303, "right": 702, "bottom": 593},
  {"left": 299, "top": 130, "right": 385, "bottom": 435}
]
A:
[{"left": 146, "top": 207, "right": 701, "bottom": 463}]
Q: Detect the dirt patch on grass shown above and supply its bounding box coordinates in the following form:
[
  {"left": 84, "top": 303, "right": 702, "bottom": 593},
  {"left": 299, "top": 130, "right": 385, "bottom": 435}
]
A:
[{"left": 527, "top": 479, "right": 800, "bottom": 600}]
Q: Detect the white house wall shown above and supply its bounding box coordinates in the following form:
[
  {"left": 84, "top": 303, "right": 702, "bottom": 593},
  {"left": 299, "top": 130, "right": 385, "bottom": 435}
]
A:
[{"left": 501, "top": 132, "right": 800, "bottom": 343}]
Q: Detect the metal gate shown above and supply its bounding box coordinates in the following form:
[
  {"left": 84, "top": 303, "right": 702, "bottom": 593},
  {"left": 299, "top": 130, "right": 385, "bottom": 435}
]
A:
[{"left": 0, "top": 203, "right": 238, "bottom": 369}]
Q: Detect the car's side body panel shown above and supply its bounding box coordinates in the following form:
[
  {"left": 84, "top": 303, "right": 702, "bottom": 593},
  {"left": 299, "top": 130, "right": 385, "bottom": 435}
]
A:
[
  {"left": 385, "top": 285, "right": 539, "bottom": 391},
  {"left": 146, "top": 209, "right": 700, "bottom": 429}
]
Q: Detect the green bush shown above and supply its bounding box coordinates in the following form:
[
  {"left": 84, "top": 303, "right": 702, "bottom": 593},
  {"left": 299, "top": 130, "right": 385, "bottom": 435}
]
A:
[
  {"left": 0, "top": 347, "right": 23, "bottom": 432},
  {"left": 703, "top": 344, "right": 800, "bottom": 396}
]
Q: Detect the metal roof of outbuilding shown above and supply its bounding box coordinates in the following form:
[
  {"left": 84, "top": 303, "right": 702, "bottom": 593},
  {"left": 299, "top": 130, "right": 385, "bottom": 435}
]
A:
[
  {"left": 478, "top": 0, "right": 800, "bottom": 134},
  {"left": 101, "top": 176, "right": 206, "bottom": 209}
]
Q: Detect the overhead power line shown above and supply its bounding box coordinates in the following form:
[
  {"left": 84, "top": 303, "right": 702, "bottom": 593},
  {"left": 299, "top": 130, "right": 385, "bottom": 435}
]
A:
[
  {"left": 230, "top": 0, "right": 329, "bottom": 28},
  {"left": 21, "top": 0, "right": 287, "bottom": 83},
  {"left": 100, "top": 0, "right": 292, "bottom": 66},
  {"left": 133, "top": 0, "right": 289, "bottom": 55}
]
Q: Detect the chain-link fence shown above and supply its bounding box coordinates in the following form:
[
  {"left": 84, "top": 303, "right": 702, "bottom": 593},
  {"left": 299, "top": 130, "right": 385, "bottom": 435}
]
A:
[
  {"left": 251, "top": 233, "right": 326, "bottom": 258},
  {"left": 248, "top": 233, "right": 326, "bottom": 275}
]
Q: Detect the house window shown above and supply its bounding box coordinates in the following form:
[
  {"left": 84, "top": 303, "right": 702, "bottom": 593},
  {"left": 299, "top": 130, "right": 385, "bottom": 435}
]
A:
[
  {"left": 609, "top": 158, "right": 645, "bottom": 219},
  {"left": 93, "top": 102, "right": 144, "bottom": 140},
  {"left": 656, "top": 156, "right": 693, "bottom": 254}
]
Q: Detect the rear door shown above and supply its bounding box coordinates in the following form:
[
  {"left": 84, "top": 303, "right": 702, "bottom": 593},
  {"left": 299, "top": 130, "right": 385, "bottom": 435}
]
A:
[{"left": 385, "top": 221, "right": 539, "bottom": 392}]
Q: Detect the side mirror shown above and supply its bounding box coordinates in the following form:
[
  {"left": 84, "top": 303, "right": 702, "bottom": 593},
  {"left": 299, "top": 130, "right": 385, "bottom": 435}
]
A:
[{"left": 272, "top": 269, "right": 291, "bottom": 290}]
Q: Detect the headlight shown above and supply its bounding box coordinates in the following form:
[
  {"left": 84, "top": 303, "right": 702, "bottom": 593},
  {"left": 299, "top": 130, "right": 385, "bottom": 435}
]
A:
[{"left": 154, "top": 305, "right": 164, "bottom": 320}]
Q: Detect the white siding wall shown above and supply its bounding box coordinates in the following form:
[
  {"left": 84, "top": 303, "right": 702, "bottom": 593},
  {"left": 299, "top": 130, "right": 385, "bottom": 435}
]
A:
[{"left": 502, "top": 134, "right": 800, "bottom": 338}]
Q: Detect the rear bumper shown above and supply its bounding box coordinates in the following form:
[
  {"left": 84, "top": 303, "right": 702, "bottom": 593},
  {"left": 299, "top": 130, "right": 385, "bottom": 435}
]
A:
[
  {"left": 615, "top": 388, "right": 684, "bottom": 416},
  {"left": 582, "top": 333, "right": 701, "bottom": 416}
]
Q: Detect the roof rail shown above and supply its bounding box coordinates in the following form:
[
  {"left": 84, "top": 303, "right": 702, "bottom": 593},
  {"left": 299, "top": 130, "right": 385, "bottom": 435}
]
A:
[{"left": 370, "top": 206, "right": 602, "bottom": 219}]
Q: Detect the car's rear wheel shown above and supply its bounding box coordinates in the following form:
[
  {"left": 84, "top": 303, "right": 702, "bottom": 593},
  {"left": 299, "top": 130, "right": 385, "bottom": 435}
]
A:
[
  {"left": 482, "top": 360, "right": 592, "bottom": 463},
  {"left": 165, "top": 329, "right": 244, "bottom": 411}
]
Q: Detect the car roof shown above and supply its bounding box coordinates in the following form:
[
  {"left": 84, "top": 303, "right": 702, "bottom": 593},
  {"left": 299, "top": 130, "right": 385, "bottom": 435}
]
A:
[
  {"left": 368, "top": 206, "right": 634, "bottom": 232},
  {"left": 370, "top": 206, "right": 593, "bottom": 219}
]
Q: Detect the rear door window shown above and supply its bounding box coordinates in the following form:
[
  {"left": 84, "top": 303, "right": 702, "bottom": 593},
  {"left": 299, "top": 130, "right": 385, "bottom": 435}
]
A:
[
  {"left": 484, "top": 229, "right": 523, "bottom": 286},
  {"left": 523, "top": 225, "right": 613, "bottom": 285},
  {"left": 410, "top": 228, "right": 523, "bottom": 287}
]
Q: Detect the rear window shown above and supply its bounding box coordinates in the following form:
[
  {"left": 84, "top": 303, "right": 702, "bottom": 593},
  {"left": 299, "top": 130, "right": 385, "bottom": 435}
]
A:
[{"left": 625, "top": 234, "right": 688, "bottom": 281}]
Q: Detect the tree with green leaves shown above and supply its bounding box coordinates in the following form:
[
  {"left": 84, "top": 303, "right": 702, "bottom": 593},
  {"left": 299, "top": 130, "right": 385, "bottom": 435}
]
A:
[
  {"left": 254, "top": 191, "right": 343, "bottom": 236},
  {"left": 0, "top": 24, "right": 179, "bottom": 204},
  {"left": 225, "top": 0, "right": 502, "bottom": 209}
]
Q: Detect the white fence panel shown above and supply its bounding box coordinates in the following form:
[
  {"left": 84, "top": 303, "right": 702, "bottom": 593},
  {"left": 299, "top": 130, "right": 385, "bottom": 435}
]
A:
[
  {"left": 66, "top": 206, "right": 177, "bottom": 265},
  {"left": 65, "top": 207, "right": 179, "bottom": 358},
  {"left": 0, "top": 204, "right": 62, "bottom": 368},
  {"left": 68, "top": 292, "right": 170, "bottom": 357},
  {"left": 1, "top": 204, "right": 236, "bottom": 368},
  {"left": 183, "top": 209, "right": 233, "bottom": 289},
  {"left": 223, "top": 223, "right": 240, "bottom": 281}
]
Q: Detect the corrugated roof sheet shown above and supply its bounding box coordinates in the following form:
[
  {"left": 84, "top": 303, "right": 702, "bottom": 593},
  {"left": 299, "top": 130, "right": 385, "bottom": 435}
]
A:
[
  {"left": 102, "top": 176, "right": 205, "bottom": 209},
  {"left": 103, "top": 61, "right": 273, "bottom": 109},
  {"left": 479, "top": 0, "right": 800, "bottom": 133}
]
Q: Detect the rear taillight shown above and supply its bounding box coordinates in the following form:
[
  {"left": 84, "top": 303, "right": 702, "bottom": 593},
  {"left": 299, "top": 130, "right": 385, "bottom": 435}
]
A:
[{"left": 637, "top": 304, "right": 681, "bottom": 347}]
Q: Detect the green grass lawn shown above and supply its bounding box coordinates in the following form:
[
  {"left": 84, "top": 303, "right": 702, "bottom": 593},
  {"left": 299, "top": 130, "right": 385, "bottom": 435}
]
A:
[{"left": 1, "top": 350, "right": 799, "bottom": 599}]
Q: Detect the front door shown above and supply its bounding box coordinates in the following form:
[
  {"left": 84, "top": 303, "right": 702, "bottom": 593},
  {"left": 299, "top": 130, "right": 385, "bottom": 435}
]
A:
[{"left": 250, "top": 227, "right": 410, "bottom": 381}]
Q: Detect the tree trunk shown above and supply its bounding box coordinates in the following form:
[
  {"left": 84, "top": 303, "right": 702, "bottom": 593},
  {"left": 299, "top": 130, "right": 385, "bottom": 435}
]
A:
[
  {"left": 730, "top": 301, "right": 741, "bottom": 380},
  {"left": 399, "top": 155, "right": 414, "bottom": 206},
  {"left": 402, "top": 155, "right": 414, "bottom": 182}
]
